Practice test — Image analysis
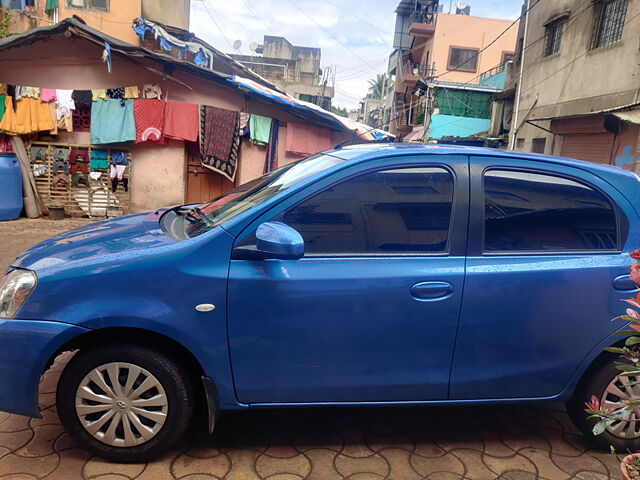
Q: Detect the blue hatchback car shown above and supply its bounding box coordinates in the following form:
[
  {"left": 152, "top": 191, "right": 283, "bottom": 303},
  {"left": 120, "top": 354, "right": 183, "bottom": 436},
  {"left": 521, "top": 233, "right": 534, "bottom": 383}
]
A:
[{"left": 1, "top": 145, "right": 639, "bottom": 461}]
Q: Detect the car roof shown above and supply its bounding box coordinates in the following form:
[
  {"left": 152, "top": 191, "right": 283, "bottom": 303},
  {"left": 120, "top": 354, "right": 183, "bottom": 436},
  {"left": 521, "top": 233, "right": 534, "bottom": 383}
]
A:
[{"left": 329, "top": 143, "right": 638, "bottom": 182}]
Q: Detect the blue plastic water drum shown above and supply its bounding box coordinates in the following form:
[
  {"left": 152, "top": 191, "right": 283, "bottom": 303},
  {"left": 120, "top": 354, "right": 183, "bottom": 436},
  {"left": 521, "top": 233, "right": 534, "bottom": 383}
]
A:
[{"left": 0, "top": 153, "right": 23, "bottom": 221}]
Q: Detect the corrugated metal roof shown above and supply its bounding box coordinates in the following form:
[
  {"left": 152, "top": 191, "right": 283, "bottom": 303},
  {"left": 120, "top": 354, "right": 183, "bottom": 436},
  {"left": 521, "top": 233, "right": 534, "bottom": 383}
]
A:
[{"left": 611, "top": 108, "right": 640, "bottom": 125}]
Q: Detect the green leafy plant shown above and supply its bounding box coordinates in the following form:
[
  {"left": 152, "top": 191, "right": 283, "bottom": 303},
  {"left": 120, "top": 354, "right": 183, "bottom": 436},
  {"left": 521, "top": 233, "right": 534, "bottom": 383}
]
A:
[
  {"left": 586, "top": 250, "right": 640, "bottom": 435},
  {"left": 0, "top": 10, "right": 12, "bottom": 40}
]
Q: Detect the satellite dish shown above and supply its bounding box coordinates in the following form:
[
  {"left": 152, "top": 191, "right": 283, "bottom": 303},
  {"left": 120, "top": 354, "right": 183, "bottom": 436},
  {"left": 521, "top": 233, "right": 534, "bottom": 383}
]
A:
[
  {"left": 456, "top": 1, "right": 468, "bottom": 9},
  {"left": 249, "top": 41, "right": 258, "bottom": 53},
  {"left": 233, "top": 39, "right": 242, "bottom": 51}
]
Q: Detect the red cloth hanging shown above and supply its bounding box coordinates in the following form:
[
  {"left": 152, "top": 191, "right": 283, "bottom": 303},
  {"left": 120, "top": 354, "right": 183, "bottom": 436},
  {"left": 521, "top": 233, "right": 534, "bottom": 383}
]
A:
[
  {"left": 163, "top": 101, "right": 199, "bottom": 142},
  {"left": 133, "top": 99, "right": 166, "bottom": 143}
]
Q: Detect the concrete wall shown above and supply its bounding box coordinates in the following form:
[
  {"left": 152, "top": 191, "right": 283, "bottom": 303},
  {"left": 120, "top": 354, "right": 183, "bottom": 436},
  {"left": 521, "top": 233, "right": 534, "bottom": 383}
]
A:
[
  {"left": 422, "top": 14, "right": 518, "bottom": 83},
  {"left": 511, "top": 0, "right": 640, "bottom": 160},
  {"left": 141, "top": 0, "right": 189, "bottom": 30},
  {"left": 58, "top": 0, "right": 142, "bottom": 45}
]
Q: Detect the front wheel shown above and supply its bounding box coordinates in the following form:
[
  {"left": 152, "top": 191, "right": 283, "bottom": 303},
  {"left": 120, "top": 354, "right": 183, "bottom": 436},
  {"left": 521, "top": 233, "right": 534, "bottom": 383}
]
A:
[
  {"left": 57, "top": 345, "right": 194, "bottom": 462},
  {"left": 568, "top": 360, "right": 640, "bottom": 452}
]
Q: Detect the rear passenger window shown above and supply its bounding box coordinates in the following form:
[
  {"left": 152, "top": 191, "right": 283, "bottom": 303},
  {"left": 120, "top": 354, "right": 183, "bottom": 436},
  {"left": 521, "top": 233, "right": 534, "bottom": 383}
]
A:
[
  {"left": 483, "top": 170, "right": 618, "bottom": 252},
  {"left": 274, "top": 166, "right": 455, "bottom": 256}
]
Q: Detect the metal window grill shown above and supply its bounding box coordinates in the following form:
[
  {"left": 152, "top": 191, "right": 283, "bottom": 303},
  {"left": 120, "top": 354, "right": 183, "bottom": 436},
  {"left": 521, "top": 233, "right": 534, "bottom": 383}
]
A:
[
  {"left": 593, "top": 0, "right": 629, "bottom": 49},
  {"left": 544, "top": 20, "right": 563, "bottom": 56}
]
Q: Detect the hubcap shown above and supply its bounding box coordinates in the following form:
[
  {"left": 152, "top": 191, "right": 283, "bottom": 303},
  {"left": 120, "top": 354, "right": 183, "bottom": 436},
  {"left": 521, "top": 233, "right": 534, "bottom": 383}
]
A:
[
  {"left": 75, "top": 362, "right": 169, "bottom": 447},
  {"left": 601, "top": 375, "right": 640, "bottom": 439}
]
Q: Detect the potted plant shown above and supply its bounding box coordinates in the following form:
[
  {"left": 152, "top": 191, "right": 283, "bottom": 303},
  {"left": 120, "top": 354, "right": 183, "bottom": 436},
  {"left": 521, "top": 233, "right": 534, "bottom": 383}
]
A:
[
  {"left": 586, "top": 250, "right": 640, "bottom": 479},
  {"left": 47, "top": 203, "right": 65, "bottom": 220}
]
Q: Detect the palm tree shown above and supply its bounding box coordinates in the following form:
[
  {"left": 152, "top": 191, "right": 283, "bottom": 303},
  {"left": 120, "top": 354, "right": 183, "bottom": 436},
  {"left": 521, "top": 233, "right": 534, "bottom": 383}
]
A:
[{"left": 367, "top": 74, "right": 386, "bottom": 99}]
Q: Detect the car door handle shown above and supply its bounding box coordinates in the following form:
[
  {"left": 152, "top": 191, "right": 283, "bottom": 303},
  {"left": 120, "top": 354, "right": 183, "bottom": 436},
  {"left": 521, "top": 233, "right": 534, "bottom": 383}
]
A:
[
  {"left": 613, "top": 275, "right": 639, "bottom": 291},
  {"left": 410, "top": 281, "right": 454, "bottom": 300}
]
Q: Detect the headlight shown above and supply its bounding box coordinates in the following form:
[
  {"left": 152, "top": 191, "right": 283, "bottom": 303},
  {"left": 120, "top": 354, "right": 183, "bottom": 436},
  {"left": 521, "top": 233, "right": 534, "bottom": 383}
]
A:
[{"left": 0, "top": 269, "right": 37, "bottom": 318}]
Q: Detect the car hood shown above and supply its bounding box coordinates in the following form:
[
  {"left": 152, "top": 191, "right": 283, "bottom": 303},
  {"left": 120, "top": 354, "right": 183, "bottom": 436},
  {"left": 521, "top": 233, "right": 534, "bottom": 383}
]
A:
[{"left": 12, "top": 209, "right": 175, "bottom": 272}]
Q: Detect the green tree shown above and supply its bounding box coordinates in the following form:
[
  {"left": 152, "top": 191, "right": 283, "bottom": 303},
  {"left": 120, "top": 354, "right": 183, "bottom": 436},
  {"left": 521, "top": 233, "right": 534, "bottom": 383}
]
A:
[
  {"left": 367, "top": 74, "right": 386, "bottom": 99},
  {"left": 331, "top": 105, "right": 349, "bottom": 117}
]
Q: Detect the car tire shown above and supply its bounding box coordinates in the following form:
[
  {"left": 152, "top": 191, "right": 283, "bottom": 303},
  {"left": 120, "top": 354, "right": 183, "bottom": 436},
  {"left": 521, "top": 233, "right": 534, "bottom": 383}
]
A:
[
  {"left": 567, "top": 359, "right": 640, "bottom": 452},
  {"left": 56, "top": 344, "right": 194, "bottom": 462}
]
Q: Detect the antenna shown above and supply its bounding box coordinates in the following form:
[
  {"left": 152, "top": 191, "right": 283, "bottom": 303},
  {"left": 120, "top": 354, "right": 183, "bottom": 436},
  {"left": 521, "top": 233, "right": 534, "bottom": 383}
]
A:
[{"left": 233, "top": 39, "right": 242, "bottom": 52}]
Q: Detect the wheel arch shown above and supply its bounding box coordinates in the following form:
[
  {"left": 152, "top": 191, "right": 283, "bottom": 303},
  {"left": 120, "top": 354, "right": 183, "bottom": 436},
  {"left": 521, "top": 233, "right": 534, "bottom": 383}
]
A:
[{"left": 45, "top": 326, "right": 216, "bottom": 428}]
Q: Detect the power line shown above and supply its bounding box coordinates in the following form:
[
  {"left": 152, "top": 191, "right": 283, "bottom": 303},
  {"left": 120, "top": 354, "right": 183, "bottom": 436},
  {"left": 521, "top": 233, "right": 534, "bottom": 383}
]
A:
[
  {"left": 283, "top": 0, "right": 378, "bottom": 71},
  {"left": 198, "top": 0, "right": 235, "bottom": 51}
]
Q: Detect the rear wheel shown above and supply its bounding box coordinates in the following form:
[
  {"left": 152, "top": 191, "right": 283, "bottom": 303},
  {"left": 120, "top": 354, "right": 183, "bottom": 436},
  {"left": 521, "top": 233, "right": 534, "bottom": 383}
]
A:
[
  {"left": 568, "top": 360, "right": 640, "bottom": 451},
  {"left": 57, "top": 345, "right": 194, "bottom": 462}
]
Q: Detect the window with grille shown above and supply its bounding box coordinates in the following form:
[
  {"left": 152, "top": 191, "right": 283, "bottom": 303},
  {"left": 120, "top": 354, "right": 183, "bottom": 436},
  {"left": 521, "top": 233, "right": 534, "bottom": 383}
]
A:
[
  {"left": 67, "top": 0, "right": 108, "bottom": 10},
  {"left": 501, "top": 51, "right": 515, "bottom": 65},
  {"left": 544, "top": 19, "right": 564, "bottom": 56},
  {"left": 592, "top": 0, "right": 628, "bottom": 49},
  {"left": 447, "top": 47, "right": 479, "bottom": 72}
]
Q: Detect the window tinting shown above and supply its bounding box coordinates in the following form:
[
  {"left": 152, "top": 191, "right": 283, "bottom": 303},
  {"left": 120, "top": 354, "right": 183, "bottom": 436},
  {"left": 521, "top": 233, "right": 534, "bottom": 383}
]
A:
[
  {"left": 448, "top": 48, "right": 479, "bottom": 72},
  {"left": 484, "top": 170, "right": 617, "bottom": 252},
  {"left": 274, "top": 167, "right": 454, "bottom": 255},
  {"left": 545, "top": 19, "right": 564, "bottom": 56},
  {"left": 593, "top": 0, "right": 628, "bottom": 48}
]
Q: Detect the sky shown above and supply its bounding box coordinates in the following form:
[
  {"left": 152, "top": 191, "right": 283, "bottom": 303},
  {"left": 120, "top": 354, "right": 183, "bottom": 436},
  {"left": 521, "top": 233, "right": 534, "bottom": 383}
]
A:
[{"left": 190, "top": 0, "right": 523, "bottom": 110}]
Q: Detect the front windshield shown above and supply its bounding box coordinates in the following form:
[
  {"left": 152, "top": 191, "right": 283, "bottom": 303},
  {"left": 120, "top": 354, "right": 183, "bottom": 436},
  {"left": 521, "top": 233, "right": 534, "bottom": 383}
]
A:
[{"left": 183, "top": 152, "right": 346, "bottom": 237}]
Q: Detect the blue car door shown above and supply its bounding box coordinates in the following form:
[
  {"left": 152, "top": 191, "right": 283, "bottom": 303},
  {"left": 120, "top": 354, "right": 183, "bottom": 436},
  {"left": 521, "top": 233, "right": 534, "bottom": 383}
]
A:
[
  {"left": 450, "top": 156, "right": 637, "bottom": 400},
  {"left": 227, "top": 155, "right": 469, "bottom": 404}
]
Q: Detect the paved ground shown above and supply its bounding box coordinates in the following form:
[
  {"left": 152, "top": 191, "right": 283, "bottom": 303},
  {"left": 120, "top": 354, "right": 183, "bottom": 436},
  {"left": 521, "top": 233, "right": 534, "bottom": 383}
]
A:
[{"left": 0, "top": 219, "right": 623, "bottom": 479}]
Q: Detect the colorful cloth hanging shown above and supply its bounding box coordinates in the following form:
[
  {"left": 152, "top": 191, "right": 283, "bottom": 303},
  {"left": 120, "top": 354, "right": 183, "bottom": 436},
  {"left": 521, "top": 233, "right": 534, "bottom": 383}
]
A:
[
  {"left": 264, "top": 119, "right": 279, "bottom": 174},
  {"left": 199, "top": 105, "right": 239, "bottom": 182},
  {"left": 0, "top": 97, "right": 55, "bottom": 135},
  {"left": 90, "top": 99, "right": 136, "bottom": 144},
  {"left": 133, "top": 99, "right": 165, "bottom": 143},
  {"left": 249, "top": 115, "right": 272, "bottom": 146},
  {"left": 163, "top": 101, "right": 198, "bottom": 141}
]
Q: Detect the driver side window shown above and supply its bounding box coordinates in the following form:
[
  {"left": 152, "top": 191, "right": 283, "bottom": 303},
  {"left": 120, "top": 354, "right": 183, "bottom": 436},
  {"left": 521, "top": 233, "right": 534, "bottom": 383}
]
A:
[{"left": 270, "top": 166, "right": 455, "bottom": 256}]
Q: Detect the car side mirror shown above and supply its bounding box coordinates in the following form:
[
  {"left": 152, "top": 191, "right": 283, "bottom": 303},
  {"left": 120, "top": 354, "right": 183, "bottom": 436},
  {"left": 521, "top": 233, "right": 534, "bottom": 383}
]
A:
[{"left": 255, "top": 221, "right": 304, "bottom": 260}]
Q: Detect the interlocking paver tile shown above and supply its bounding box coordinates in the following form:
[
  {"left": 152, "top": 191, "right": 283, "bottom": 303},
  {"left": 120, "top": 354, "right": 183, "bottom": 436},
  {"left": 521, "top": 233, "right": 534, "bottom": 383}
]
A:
[
  {"left": 375, "top": 447, "right": 420, "bottom": 480},
  {"left": 481, "top": 452, "right": 538, "bottom": 477},
  {"left": 410, "top": 451, "right": 465, "bottom": 477},
  {"left": 518, "top": 447, "right": 571, "bottom": 479},
  {"left": 0, "top": 430, "right": 34, "bottom": 452},
  {"left": 83, "top": 457, "right": 145, "bottom": 478},
  {"left": 0, "top": 453, "right": 58, "bottom": 478},
  {"left": 135, "top": 451, "right": 178, "bottom": 480},
  {"left": 451, "top": 448, "right": 500, "bottom": 480},
  {"left": 216, "top": 449, "right": 259, "bottom": 480},
  {"left": 255, "top": 451, "right": 311, "bottom": 478},
  {"left": 172, "top": 451, "right": 230, "bottom": 479},
  {"left": 41, "top": 448, "right": 91, "bottom": 480},
  {"left": 550, "top": 451, "right": 610, "bottom": 477},
  {"left": 15, "top": 425, "right": 64, "bottom": 457},
  {"left": 334, "top": 452, "right": 390, "bottom": 478}
]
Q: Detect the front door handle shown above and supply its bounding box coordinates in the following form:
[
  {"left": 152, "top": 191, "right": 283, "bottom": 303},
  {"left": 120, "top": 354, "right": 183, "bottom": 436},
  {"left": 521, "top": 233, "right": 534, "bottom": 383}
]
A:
[
  {"left": 613, "top": 274, "right": 639, "bottom": 291},
  {"left": 411, "top": 281, "right": 454, "bottom": 300}
]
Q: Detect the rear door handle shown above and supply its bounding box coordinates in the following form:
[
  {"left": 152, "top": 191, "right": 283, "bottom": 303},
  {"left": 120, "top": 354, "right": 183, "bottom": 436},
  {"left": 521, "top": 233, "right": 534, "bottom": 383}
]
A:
[
  {"left": 613, "top": 274, "right": 639, "bottom": 291},
  {"left": 411, "top": 281, "right": 454, "bottom": 301}
]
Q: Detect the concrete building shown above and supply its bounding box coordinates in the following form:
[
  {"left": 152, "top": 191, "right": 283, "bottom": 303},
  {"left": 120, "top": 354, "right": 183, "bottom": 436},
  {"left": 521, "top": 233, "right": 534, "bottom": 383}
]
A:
[
  {"left": 357, "top": 95, "right": 383, "bottom": 128},
  {"left": 500, "top": 0, "right": 640, "bottom": 168},
  {"left": 230, "top": 36, "right": 334, "bottom": 110},
  {"left": 387, "top": 0, "right": 518, "bottom": 141},
  {"left": 2, "top": 0, "right": 190, "bottom": 43}
]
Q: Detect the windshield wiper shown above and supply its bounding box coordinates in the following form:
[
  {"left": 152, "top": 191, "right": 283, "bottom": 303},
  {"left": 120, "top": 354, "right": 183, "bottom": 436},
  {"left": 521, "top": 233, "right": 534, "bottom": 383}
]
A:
[{"left": 175, "top": 205, "right": 215, "bottom": 227}]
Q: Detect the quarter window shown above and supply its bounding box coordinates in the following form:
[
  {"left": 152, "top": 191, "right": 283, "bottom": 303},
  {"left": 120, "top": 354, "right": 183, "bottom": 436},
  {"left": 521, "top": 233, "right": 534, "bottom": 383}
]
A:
[
  {"left": 483, "top": 170, "right": 618, "bottom": 252},
  {"left": 448, "top": 47, "right": 479, "bottom": 72},
  {"left": 592, "top": 0, "right": 628, "bottom": 49},
  {"left": 273, "top": 167, "right": 455, "bottom": 256}
]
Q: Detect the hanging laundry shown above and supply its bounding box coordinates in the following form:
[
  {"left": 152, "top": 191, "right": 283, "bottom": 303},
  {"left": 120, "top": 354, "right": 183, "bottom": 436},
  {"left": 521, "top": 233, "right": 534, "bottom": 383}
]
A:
[
  {"left": 249, "top": 115, "right": 272, "bottom": 146},
  {"left": 143, "top": 83, "right": 162, "bottom": 99},
  {"left": 89, "top": 171, "right": 102, "bottom": 181},
  {"left": 40, "top": 89, "right": 56, "bottom": 102},
  {"left": 124, "top": 86, "right": 140, "bottom": 99},
  {"left": 23, "top": 87, "right": 40, "bottom": 98},
  {"left": 0, "top": 97, "right": 55, "bottom": 135},
  {"left": 107, "top": 87, "right": 125, "bottom": 100},
  {"left": 57, "top": 113, "right": 73, "bottom": 132},
  {"left": 68, "top": 148, "right": 87, "bottom": 165},
  {"left": 33, "top": 164, "right": 46, "bottom": 177},
  {"left": 0, "top": 84, "right": 6, "bottom": 95},
  {"left": 0, "top": 95, "right": 5, "bottom": 130},
  {"left": 285, "top": 123, "right": 333, "bottom": 156},
  {"left": 29, "top": 145, "right": 47, "bottom": 162},
  {"left": 133, "top": 99, "right": 165, "bottom": 143},
  {"left": 92, "top": 89, "right": 108, "bottom": 101},
  {"left": 0, "top": 134, "right": 12, "bottom": 153},
  {"left": 90, "top": 150, "right": 108, "bottom": 169},
  {"left": 110, "top": 151, "right": 128, "bottom": 192},
  {"left": 163, "top": 101, "right": 198, "bottom": 142},
  {"left": 264, "top": 119, "right": 280, "bottom": 174},
  {"left": 44, "top": 0, "right": 57, "bottom": 13},
  {"left": 72, "top": 103, "right": 91, "bottom": 131},
  {"left": 72, "top": 90, "right": 92, "bottom": 106},
  {"left": 55, "top": 89, "right": 75, "bottom": 119},
  {"left": 90, "top": 99, "right": 136, "bottom": 144},
  {"left": 47, "top": 102, "right": 58, "bottom": 135},
  {"left": 199, "top": 105, "right": 240, "bottom": 182}
]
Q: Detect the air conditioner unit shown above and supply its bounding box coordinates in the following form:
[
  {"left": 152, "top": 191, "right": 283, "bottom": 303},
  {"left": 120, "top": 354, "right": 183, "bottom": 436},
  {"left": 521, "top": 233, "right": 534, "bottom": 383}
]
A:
[{"left": 70, "top": 0, "right": 85, "bottom": 7}]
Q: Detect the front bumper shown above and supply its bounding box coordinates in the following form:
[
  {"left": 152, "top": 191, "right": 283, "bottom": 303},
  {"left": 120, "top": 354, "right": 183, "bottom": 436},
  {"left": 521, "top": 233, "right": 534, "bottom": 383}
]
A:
[{"left": 0, "top": 319, "right": 88, "bottom": 417}]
